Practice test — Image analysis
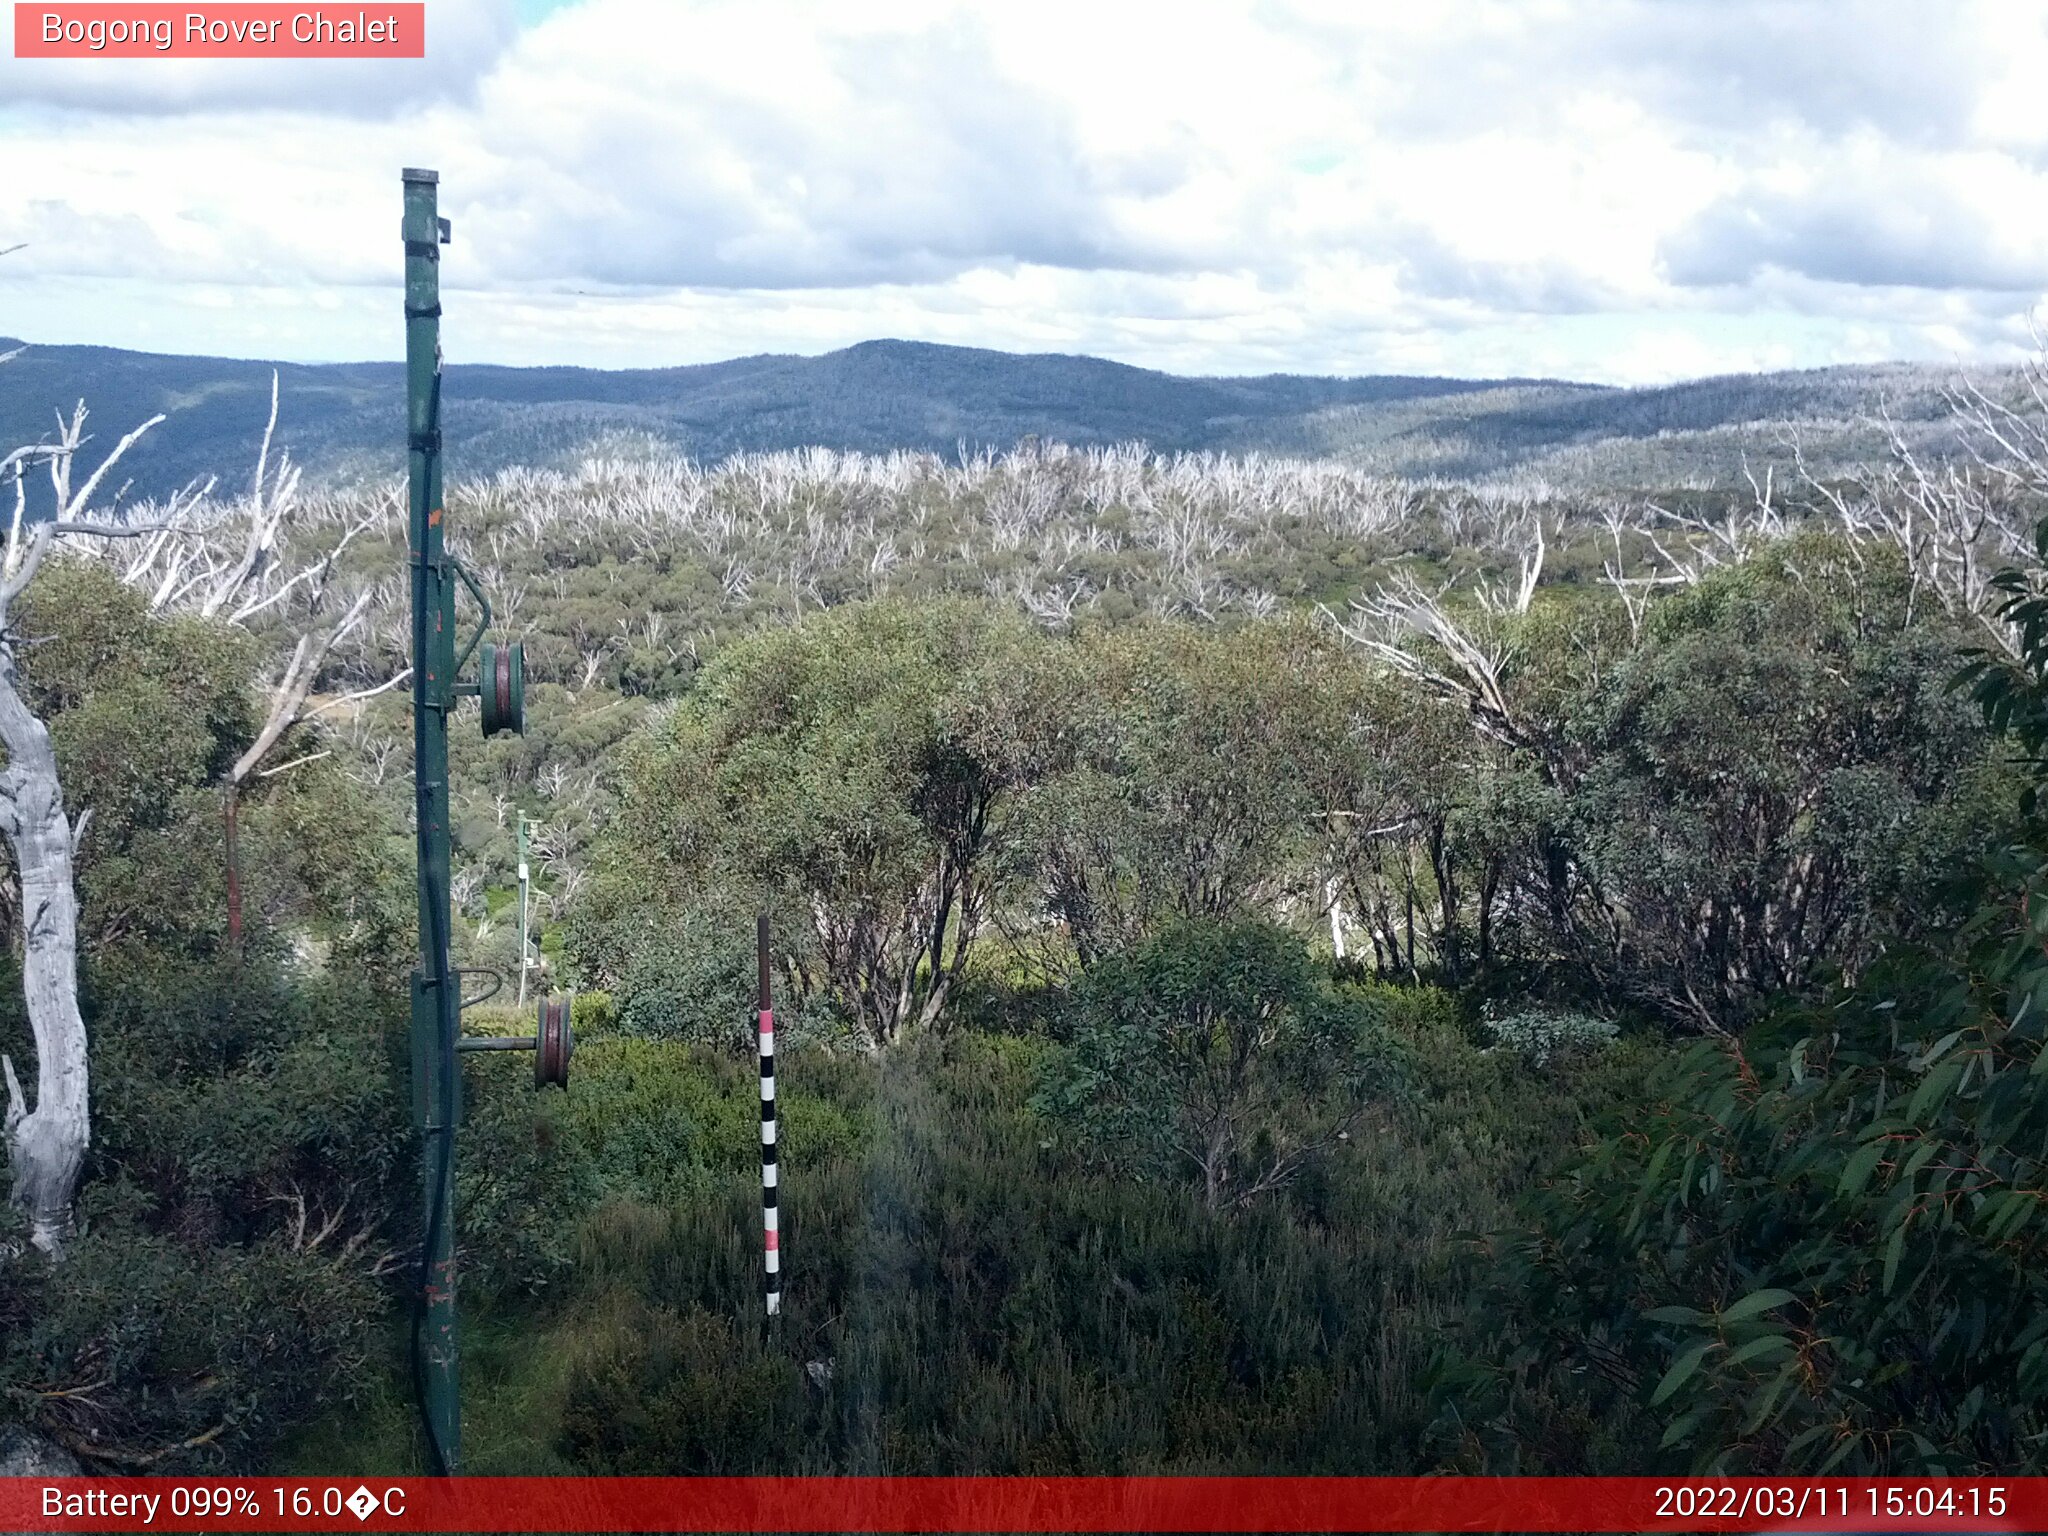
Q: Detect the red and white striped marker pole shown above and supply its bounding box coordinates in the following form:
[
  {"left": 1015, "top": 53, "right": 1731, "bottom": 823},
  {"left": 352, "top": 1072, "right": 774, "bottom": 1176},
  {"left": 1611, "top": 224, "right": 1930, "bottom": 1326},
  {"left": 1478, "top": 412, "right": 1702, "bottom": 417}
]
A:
[{"left": 757, "top": 914, "right": 781, "bottom": 1322}]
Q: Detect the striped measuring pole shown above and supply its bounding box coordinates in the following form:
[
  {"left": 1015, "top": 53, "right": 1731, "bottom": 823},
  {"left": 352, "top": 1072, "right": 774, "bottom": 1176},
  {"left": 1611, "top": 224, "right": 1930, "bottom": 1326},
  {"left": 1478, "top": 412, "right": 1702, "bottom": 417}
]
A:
[{"left": 756, "top": 914, "right": 781, "bottom": 1321}]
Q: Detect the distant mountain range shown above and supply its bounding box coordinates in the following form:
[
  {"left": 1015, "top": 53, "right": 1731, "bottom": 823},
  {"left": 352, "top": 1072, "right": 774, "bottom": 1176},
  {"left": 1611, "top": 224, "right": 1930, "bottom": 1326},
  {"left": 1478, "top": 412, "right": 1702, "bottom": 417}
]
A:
[{"left": 0, "top": 336, "right": 1982, "bottom": 507}]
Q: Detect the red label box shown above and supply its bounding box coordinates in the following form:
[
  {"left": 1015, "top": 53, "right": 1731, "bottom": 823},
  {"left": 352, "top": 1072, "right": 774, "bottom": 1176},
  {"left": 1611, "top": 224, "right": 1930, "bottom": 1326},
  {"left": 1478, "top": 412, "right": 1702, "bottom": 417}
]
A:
[{"left": 14, "top": 3, "right": 425, "bottom": 57}]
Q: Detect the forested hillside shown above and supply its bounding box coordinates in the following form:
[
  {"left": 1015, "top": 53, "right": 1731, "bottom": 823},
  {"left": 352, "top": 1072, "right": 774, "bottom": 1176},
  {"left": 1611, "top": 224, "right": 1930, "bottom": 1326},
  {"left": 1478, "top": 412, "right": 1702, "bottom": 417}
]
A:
[
  {"left": 0, "top": 335, "right": 1991, "bottom": 509},
  {"left": 6, "top": 351, "right": 2048, "bottom": 1479}
]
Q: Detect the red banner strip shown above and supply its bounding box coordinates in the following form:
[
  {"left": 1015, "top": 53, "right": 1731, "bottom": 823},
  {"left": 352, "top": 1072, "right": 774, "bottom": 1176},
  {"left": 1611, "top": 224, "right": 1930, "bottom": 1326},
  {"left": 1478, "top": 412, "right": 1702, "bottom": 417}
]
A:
[
  {"left": 1, "top": 1476, "right": 2043, "bottom": 1532},
  {"left": 13, "top": 5, "right": 425, "bottom": 58}
]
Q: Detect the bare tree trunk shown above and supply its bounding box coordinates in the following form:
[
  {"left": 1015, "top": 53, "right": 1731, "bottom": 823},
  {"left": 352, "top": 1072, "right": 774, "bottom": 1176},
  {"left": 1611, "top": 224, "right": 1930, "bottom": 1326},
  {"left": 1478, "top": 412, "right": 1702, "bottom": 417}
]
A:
[
  {"left": 1401, "top": 845, "right": 1417, "bottom": 976},
  {"left": 0, "top": 650, "right": 87, "bottom": 1256},
  {"left": 223, "top": 788, "right": 243, "bottom": 954},
  {"left": 1428, "top": 814, "right": 1462, "bottom": 982},
  {"left": 1200, "top": 1125, "right": 1228, "bottom": 1213},
  {"left": 1478, "top": 857, "right": 1499, "bottom": 975}
]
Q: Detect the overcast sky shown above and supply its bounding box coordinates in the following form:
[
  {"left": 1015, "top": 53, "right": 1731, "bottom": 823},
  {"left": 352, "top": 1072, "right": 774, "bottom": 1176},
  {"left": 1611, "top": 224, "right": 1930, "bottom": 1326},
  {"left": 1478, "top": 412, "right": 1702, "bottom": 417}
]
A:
[{"left": 4, "top": 0, "right": 2046, "bottom": 384}]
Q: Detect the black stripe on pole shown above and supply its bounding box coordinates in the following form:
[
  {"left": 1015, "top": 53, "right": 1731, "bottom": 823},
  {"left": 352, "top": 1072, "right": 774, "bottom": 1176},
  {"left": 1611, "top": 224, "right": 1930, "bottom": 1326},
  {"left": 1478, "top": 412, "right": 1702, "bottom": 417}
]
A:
[{"left": 758, "top": 914, "right": 780, "bottom": 1319}]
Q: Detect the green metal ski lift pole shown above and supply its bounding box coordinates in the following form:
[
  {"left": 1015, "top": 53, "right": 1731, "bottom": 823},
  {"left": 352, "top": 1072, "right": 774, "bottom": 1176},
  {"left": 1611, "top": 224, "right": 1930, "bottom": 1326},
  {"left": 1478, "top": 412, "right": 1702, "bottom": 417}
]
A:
[
  {"left": 403, "top": 167, "right": 554, "bottom": 1477},
  {"left": 403, "top": 164, "right": 461, "bottom": 1476}
]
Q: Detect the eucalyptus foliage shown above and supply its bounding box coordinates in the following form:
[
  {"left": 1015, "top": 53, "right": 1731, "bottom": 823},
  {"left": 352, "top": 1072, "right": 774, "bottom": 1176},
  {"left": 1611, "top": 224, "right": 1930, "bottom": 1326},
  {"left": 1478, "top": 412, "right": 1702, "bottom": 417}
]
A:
[
  {"left": 1444, "top": 521, "right": 2048, "bottom": 1475},
  {"left": 1035, "top": 920, "right": 1400, "bottom": 1211}
]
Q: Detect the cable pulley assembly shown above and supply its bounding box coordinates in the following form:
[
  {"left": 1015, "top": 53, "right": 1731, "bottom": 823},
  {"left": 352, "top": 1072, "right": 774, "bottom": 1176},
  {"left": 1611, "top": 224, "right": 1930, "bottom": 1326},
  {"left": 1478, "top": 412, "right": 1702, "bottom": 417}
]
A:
[{"left": 479, "top": 639, "right": 525, "bottom": 737}]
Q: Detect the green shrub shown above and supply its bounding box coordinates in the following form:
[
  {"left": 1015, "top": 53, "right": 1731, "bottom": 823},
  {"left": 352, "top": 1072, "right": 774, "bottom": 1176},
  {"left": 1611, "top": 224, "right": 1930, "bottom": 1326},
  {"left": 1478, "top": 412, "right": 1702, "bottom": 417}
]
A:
[
  {"left": 559, "top": 1299, "right": 807, "bottom": 1473},
  {"left": 1, "top": 1221, "right": 385, "bottom": 1470},
  {"left": 571, "top": 990, "right": 617, "bottom": 1036},
  {"left": 1479, "top": 1006, "right": 1618, "bottom": 1067},
  {"left": 0, "top": 954, "right": 408, "bottom": 1471},
  {"left": 616, "top": 915, "right": 756, "bottom": 1051},
  {"left": 1035, "top": 920, "right": 1403, "bottom": 1211}
]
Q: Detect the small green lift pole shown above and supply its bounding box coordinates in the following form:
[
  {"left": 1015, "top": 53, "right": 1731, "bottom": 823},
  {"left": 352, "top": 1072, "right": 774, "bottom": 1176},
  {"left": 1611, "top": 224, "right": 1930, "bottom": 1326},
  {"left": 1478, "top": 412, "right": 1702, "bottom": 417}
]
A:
[
  {"left": 402, "top": 166, "right": 555, "bottom": 1479},
  {"left": 403, "top": 165, "right": 461, "bottom": 1476}
]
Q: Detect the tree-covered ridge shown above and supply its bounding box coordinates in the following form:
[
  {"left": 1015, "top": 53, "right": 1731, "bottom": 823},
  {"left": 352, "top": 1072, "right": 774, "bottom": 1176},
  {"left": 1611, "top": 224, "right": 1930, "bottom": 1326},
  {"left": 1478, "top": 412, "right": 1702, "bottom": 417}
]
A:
[{"left": 0, "top": 334, "right": 2000, "bottom": 510}]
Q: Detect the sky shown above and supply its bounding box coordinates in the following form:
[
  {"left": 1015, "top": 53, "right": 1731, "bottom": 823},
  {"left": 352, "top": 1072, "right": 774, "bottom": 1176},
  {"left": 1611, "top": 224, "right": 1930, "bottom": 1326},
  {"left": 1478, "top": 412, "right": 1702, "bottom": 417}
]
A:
[{"left": 4, "top": 0, "right": 2048, "bottom": 385}]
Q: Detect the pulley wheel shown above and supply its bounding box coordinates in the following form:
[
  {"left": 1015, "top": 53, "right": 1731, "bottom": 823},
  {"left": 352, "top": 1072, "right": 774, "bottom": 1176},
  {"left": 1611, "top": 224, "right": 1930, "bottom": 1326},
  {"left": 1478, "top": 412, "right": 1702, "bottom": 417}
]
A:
[
  {"left": 480, "top": 640, "right": 525, "bottom": 737},
  {"left": 535, "top": 995, "right": 573, "bottom": 1089}
]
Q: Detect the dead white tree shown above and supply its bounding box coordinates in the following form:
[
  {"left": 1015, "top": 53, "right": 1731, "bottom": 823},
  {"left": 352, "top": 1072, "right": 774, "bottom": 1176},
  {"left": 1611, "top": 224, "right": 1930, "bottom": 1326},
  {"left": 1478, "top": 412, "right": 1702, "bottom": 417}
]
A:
[
  {"left": 449, "top": 866, "right": 484, "bottom": 916},
  {"left": 345, "top": 724, "right": 401, "bottom": 788},
  {"left": 1792, "top": 393, "right": 2037, "bottom": 654},
  {"left": 0, "top": 397, "right": 179, "bottom": 1254},
  {"left": 216, "top": 585, "right": 404, "bottom": 947},
  {"left": 107, "top": 376, "right": 408, "bottom": 949},
  {"left": 1474, "top": 512, "right": 1548, "bottom": 617},
  {"left": 576, "top": 644, "right": 611, "bottom": 692},
  {"left": 1332, "top": 572, "right": 1526, "bottom": 749},
  {"left": 1595, "top": 502, "right": 1687, "bottom": 641}
]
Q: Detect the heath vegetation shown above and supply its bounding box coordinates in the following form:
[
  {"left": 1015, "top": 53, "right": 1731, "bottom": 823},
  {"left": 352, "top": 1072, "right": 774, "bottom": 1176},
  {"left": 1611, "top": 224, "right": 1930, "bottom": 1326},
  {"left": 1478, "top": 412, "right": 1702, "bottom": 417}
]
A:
[{"left": 6, "top": 343, "right": 2048, "bottom": 1476}]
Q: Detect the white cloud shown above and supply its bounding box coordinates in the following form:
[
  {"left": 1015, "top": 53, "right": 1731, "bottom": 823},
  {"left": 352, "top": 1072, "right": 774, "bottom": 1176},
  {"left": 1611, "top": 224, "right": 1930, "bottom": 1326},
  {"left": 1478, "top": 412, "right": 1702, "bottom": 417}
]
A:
[
  {"left": 1663, "top": 135, "right": 2048, "bottom": 293},
  {"left": 2, "top": 0, "right": 2046, "bottom": 384}
]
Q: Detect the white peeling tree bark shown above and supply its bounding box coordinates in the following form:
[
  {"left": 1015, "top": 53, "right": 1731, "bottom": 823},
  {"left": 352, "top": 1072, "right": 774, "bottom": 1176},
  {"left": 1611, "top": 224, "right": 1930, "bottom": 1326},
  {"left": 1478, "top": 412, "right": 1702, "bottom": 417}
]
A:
[
  {"left": 0, "top": 384, "right": 173, "bottom": 1255},
  {"left": 0, "top": 630, "right": 87, "bottom": 1255}
]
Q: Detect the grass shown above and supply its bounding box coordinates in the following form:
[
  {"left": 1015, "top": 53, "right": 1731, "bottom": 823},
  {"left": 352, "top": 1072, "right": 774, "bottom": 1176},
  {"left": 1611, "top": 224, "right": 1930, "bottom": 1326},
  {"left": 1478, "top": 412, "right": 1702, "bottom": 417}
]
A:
[
  {"left": 276, "top": 1305, "right": 585, "bottom": 1475},
  {"left": 282, "top": 988, "right": 1655, "bottom": 1476}
]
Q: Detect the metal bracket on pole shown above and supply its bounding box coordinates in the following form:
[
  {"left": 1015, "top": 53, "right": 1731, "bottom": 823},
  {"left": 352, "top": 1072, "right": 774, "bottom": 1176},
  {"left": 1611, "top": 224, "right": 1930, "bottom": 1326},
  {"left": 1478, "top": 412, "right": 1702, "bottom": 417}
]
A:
[{"left": 449, "top": 556, "right": 493, "bottom": 680}]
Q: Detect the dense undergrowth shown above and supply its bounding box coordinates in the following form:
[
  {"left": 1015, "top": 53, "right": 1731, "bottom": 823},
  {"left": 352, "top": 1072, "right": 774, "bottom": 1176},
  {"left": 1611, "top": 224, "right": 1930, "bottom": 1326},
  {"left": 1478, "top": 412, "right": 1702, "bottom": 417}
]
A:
[{"left": 280, "top": 985, "right": 1650, "bottom": 1475}]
